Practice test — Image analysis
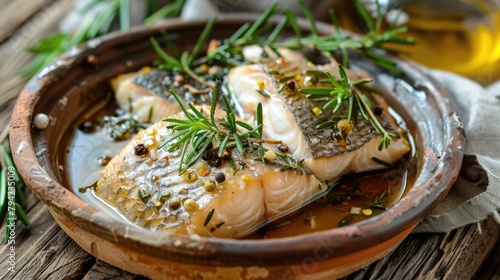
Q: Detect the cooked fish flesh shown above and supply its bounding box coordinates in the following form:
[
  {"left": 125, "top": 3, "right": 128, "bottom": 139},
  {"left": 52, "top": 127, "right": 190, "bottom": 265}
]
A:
[
  {"left": 112, "top": 67, "right": 211, "bottom": 122},
  {"left": 228, "top": 60, "right": 410, "bottom": 181},
  {"left": 111, "top": 47, "right": 307, "bottom": 123},
  {"left": 95, "top": 107, "right": 325, "bottom": 238}
]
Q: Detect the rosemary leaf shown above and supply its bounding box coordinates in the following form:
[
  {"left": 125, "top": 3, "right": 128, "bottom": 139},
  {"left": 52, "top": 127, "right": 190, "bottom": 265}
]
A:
[
  {"left": 354, "top": 0, "right": 375, "bottom": 34},
  {"left": 190, "top": 15, "right": 217, "bottom": 63},
  {"left": 338, "top": 214, "right": 353, "bottom": 227},
  {"left": 243, "top": 3, "right": 279, "bottom": 40},
  {"left": 204, "top": 208, "right": 215, "bottom": 226},
  {"left": 119, "top": 0, "right": 131, "bottom": 30},
  {"left": 298, "top": 0, "right": 318, "bottom": 37},
  {"left": 372, "top": 157, "right": 393, "bottom": 167},
  {"left": 144, "top": 0, "right": 186, "bottom": 25}
]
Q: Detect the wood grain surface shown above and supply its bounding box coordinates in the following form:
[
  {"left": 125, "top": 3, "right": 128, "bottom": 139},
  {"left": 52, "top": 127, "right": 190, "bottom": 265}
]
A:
[{"left": 0, "top": 1, "right": 498, "bottom": 279}]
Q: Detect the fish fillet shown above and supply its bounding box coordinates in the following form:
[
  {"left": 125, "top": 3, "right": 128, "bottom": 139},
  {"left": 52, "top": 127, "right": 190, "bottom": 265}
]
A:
[
  {"left": 95, "top": 107, "right": 325, "bottom": 238},
  {"left": 112, "top": 68, "right": 211, "bottom": 122},
  {"left": 228, "top": 60, "right": 410, "bottom": 181}
]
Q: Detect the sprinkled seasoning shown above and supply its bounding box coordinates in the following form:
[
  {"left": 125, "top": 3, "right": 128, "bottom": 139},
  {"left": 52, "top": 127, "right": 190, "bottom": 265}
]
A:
[
  {"left": 338, "top": 214, "right": 353, "bottom": 227},
  {"left": 214, "top": 172, "right": 225, "bottom": 183},
  {"left": 79, "top": 121, "right": 95, "bottom": 133},
  {"left": 183, "top": 198, "right": 199, "bottom": 211},
  {"left": 169, "top": 197, "right": 181, "bottom": 210},
  {"left": 373, "top": 105, "right": 383, "bottom": 116},
  {"left": 210, "top": 222, "right": 225, "bottom": 232},
  {"left": 198, "top": 167, "right": 210, "bottom": 176},
  {"left": 138, "top": 189, "right": 151, "bottom": 203},
  {"left": 204, "top": 180, "right": 216, "bottom": 192},
  {"left": 134, "top": 144, "right": 149, "bottom": 156},
  {"left": 97, "top": 155, "right": 111, "bottom": 166},
  {"left": 159, "top": 192, "right": 171, "bottom": 202},
  {"left": 213, "top": 158, "right": 222, "bottom": 167},
  {"left": 174, "top": 74, "right": 185, "bottom": 85},
  {"left": 278, "top": 144, "right": 289, "bottom": 153},
  {"left": 264, "top": 150, "right": 276, "bottom": 162},
  {"left": 312, "top": 107, "right": 322, "bottom": 116},
  {"left": 219, "top": 149, "right": 231, "bottom": 160},
  {"left": 286, "top": 80, "right": 296, "bottom": 91},
  {"left": 183, "top": 170, "right": 198, "bottom": 182},
  {"left": 202, "top": 150, "right": 213, "bottom": 161},
  {"left": 256, "top": 80, "right": 265, "bottom": 90}
]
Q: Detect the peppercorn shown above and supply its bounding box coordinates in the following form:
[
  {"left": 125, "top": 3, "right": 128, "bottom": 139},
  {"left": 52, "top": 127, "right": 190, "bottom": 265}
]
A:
[
  {"left": 134, "top": 144, "right": 149, "bottom": 156},
  {"left": 204, "top": 180, "right": 216, "bottom": 192},
  {"left": 214, "top": 158, "right": 222, "bottom": 167},
  {"left": 183, "top": 199, "right": 199, "bottom": 211},
  {"left": 220, "top": 149, "right": 231, "bottom": 160},
  {"left": 206, "top": 142, "right": 213, "bottom": 150},
  {"left": 202, "top": 150, "right": 213, "bottom": 161},
  {"left": 374, "top": 106, "right": 383, "bottom": 116},
  {"left": 286, "top": 80, "right": 296, "bottom": 91},
  {"left": 215, "top": 172, "right": 226, "bottom": 183},
  {"left": 174, "top": 75, "right": 185, "bottom": 85},
  {"left": 278, "top": 144, "right": 288, "bottom": 153},
  {"left": 183, "top": 170, "right": 198, "bottom": 183},
  {"left": 169, "top": 197, "right": 181, "bottom": 210},
  {"left": 79, "top": 121, "right": 95, "bottom": 133},
  {"left": 97, "top": 155, "right": 111, "bottom": 166}
]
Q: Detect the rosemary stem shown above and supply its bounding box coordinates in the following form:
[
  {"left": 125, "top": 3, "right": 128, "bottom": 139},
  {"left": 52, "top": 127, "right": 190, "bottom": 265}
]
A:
[
  {"left": 354, "top": 88, "right": 394, "bottom": 150},
  {"left": 0, "top": 168, "right": 6, "bottom": 227}
]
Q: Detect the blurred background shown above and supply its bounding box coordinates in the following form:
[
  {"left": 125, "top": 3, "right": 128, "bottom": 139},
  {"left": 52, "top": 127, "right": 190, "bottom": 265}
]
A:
[
  {"left": 7, "top": 0, "right": 500, "bottom": 85},
  {"left": 182, "top": 0, "right": 500, "bottom": 84},
  {"left": 334, "top": 0, "right": 500, "bottom": 85}
]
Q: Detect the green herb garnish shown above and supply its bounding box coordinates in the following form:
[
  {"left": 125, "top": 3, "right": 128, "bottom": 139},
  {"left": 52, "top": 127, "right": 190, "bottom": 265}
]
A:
[
  {"left": 159, "top": 80, "right": 263, "bottom": 174},
  {"left": 366, "top": 189, "right": 389, "bottom": 210},
  {"left": 21, "top": 0, "right": 187, "bottom": 79},
  {"left": 299, "top": 65, "right": 395, "bottom": 150},
  {"left": 338, "top": 214, "right": 353, "bottom": 227},
  {"left": 204, "top": 208, "right": 215, "bottom": 227}
]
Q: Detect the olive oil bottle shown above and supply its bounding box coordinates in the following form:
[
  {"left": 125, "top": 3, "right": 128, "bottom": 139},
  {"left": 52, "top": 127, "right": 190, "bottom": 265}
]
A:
[{"left": 334, "top": 0, "right": 500, "bottom": 84}]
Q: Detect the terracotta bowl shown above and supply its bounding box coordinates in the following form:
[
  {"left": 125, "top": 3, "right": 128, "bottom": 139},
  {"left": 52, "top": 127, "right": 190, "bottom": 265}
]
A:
[{"left": 10, "top": 16, "right": 465, "bottom": 279}]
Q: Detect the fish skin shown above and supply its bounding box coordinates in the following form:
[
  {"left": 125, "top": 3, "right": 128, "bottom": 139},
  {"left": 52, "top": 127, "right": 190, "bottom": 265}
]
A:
[
  {"left": 112, "top": 69, "right": 211, "bottom": 122},
  {"left": 111, "top": 47, "right": 308, "bottom": 123},
  {"left": 228, "top": 60, "right": 410, "bottom": 181},
  {"left": 96, "top": 107, "right": 324, "bottom": 238}
]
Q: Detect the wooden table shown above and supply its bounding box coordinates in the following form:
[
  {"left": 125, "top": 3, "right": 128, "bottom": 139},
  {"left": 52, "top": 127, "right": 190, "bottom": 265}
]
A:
[{"left": 0, "top": 1, "right": 498, "bottom": 279}]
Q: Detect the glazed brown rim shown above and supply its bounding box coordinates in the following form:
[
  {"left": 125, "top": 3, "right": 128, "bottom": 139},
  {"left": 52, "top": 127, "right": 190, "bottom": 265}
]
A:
[{"left": 10, "top": 16, "right": 465, "bottom": 266}]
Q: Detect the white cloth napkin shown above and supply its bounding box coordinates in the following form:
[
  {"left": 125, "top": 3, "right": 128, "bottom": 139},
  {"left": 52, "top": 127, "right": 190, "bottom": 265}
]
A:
[{"left": 414, "top": 70, "right": 500, "bottom": 232}]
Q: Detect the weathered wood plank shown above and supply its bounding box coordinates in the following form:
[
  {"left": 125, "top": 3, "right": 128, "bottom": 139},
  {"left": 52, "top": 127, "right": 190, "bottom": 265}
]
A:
[
  {"left": 0, "top": 0, "right": 72, "bottom": 107},
  {"left": 20, "top": 233, "right": 95, "bottom": 280},
  {"left": 475, "top": 236, "right": 500, "bottom": 280},
  {"left": 0, "top": 196, "right": 94, "bottom": 280},
  {"left": 0, "top": 0, "right": 58, "bottom": 43},
  {"left": 341, "top": 215, "right": 500, "bottom": 280},
  {"left": 83, "top": 260, "right": 148, "bottom": 280}
]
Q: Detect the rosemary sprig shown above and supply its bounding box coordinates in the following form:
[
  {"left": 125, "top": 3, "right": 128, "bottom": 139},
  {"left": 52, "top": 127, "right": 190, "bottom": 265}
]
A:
[
  {"left": 365, "top": 189, "right": 389, "bottom": 210},
  {"left": 100, "top": 112, "right": 150, "bottom": 141},
  {"left": 299, "top": 66, "right": 395, "bottom": 150},
  {"left": 151, "top": 15, "right": 217, "bottom": 87},
  {"left": 274, "top": 150, "right": 305, "bottom": 172},
  {"left": 199, "top": 0, "right": 414, "bottom": 74},
  {"left": 204, "top": 208, "right": 215, "bottom": 227},
  {"left": 204, "top": 3, "right": 281, "bottom": 66},
  {"left": 307, "top": 0, "right": 416, "bottom": 73},
  {"left": 159, "top": 81, "right": 263, "bottom": 174}
]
